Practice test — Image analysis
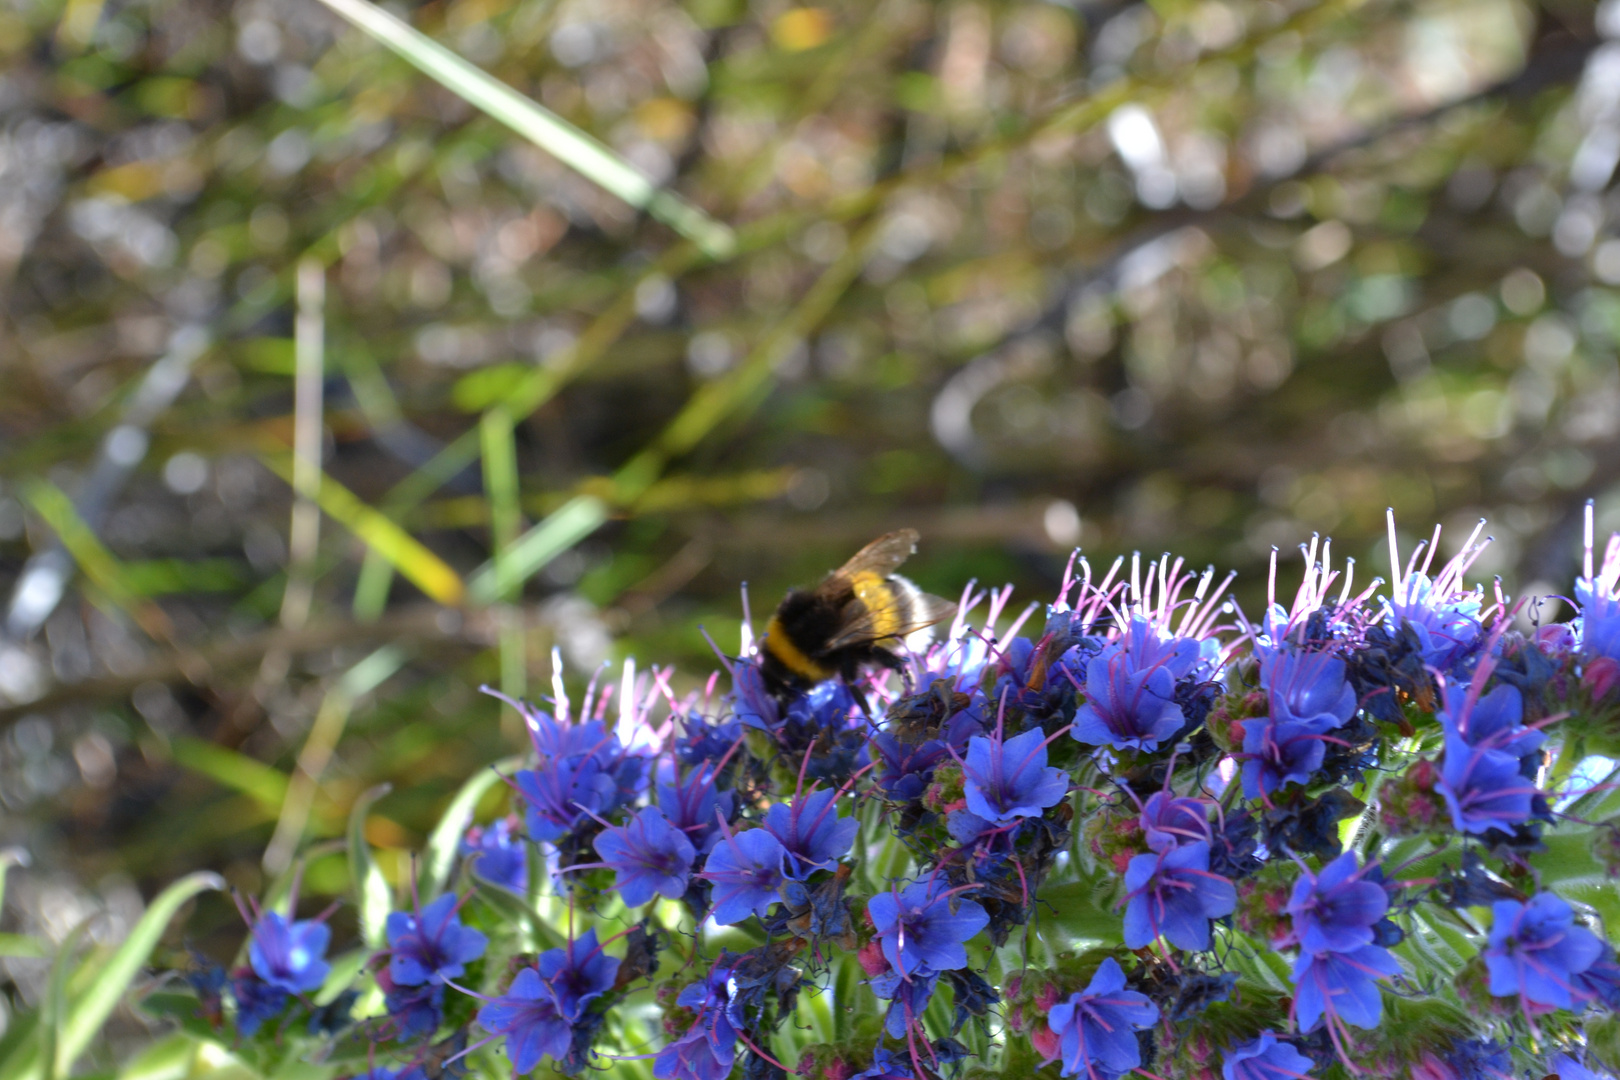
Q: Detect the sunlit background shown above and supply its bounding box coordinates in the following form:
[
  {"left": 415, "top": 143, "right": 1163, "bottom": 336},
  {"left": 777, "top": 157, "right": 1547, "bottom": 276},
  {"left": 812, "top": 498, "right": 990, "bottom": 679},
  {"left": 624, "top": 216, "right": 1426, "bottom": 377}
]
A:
[{"left": 2, "top": 0, "right": 1619, "bottom": 1054}]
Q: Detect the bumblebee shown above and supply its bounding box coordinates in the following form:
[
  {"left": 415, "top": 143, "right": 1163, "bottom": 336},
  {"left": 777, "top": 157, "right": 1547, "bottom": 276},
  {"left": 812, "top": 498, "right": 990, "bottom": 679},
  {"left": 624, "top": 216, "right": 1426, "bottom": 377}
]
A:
[{"left": 759, "top": 529, "right": 956, "bottom": 697}]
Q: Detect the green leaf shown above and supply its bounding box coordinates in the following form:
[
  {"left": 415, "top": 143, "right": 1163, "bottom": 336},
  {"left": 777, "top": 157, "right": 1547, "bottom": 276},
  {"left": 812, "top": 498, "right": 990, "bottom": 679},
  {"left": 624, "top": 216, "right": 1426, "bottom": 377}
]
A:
[
  {"left": 170, "top": 739, "right": 289, "bottom": 812},
  {"left": 466, "top": 496, "right": 610, "bottom": 605},
  {"left": 57, "top": 873, "right": 224, "bottom": 1078},
  {"left": 305, "top": 0, "right": 735, "bottom": 259},
  {"left": 0, "top": 933, "right": 49, "bottom": 958},
  {"left": 348, "top": 784, "right": 393, "bottom": 949},
  {"left": 419, "top": 757, "right": 522, "bottom": 902}
]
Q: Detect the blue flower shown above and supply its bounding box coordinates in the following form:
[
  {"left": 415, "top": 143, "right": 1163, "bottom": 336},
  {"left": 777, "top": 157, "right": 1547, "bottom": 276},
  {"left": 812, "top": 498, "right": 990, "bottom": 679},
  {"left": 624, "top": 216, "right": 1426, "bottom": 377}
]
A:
[
  {"left": 867, "top": 880, "right": 989, "bottom": 976},
  {"left": 1573, "top": 945, "right": 1620, "bottom": 1009},
  {"left": 229, "top": 970, "right": 288, "bottom": 1035},
  {"left": 654, "top": 964, "right": 742, "bottom": 1080},
  {"left": 1386, "top": 573, "right": 1485, "bottom": 679},
  {"left": 1122, "top": 841, "right": 1236, "bottom": 951},
  {"left": 1222, "top": 1031, "right": 1315, "bottom": 1080},
  {"left": 1440, "top": 683, "right": 1542, "bottom": 760},
  {"left": 870, "top": 967, "right": 939, "bottom": 1038},
  {"left": 476, "top": 967, "right": 572, "bottom": 1073},
  {"left": 871, "top": 733, "right": 947, "bottom": 802},
  {"left": 1547, "top": 1055, "right": 1618, "bottom": 1080},
  {"left": 593, "top": 806, "right": 697, "bottom": 907},
  {"left": 1286, "top": 853, "right": 1388, "bottom": 956},
  {"left": 1139, "top": 792, "right": 1211, "bottom": 853},
  {"left": 1262, "top": 650, "right": 1356, "bottom": 730},
  {"left": 961, "top": 727, "right": 1070, "bottom": 823},
  {"left": 658, "top": 770, "right": 736, "bottom": 854},
  {"left": 763, "top": 789, "right": 858, "bottom": 880},
  {"left": 1483, "top": 893, "right": 1603, "bottom": 1010},
  {"left": 699, "top": 828, "right": 787, "bottom": 924},
  {"left": 1291, "top": 944, "right": 1400, "bottom": 1032},
  {"left": 851, "top": 1048, "right": 914, "bottom": 1080},
  {"left": 1071, "top": 645, "right": 1185, "bottom": 753},
  {"left": 1579, "top": 571, "right": 1620, "bottom": 664},
  {"left": 514, "top": 756, "right": 617, "bottom": 843},
  {"left": 1419, "top": 1039, "right": 1510, "bottom": 1080},
  {"left": 462, "top": 817, "right": 527, "bottom": 892},
  {"left": 1437, "top": 730, "right": 1537, "bottom": 835},
  {"left": 1045, "top": 957, "right": 1160, "bottom": 1079},
  {"left": 384, "top": 893, "right": 487, "bottom": 988},
  {"left": 249, "top": 911, "right": 330, "bottom": 995},
  {"left": 378, "top": 969, "right": 442, "bottom": 1039},
  {"left": 537, "top": 927, "right": 620, "bottom": 1020},
  {"left": 1240, "top": 719, "right": 1329, "bottom": 800}
]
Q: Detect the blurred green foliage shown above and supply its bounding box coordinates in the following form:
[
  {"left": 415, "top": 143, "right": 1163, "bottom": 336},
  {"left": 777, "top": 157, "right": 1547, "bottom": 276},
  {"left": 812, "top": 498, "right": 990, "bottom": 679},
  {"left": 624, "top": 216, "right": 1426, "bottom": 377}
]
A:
[{"left": 1, "top": 0, "right": 1620, "bottom": 1065}]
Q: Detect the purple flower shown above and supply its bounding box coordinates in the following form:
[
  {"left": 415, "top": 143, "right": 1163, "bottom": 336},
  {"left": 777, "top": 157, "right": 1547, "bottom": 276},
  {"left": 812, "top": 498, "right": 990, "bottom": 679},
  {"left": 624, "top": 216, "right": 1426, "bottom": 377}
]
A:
[
  {"left": 851, "top": 1048, "right": 913, "bottom": 1080},
  {"left": 1221, "top": 1032, "right": 1314, "bottom": 1080},
  {"left": 1262, "top": 650, "right": 1356, "bottom": 730},
  {"left": 593, "top": 806, "right": 697, "bottom": 907},
  {"left": 384, "top": 893, "right": 487, "bottom": 987},
  {"left": 1548, "top": 1055, "right": 1618, "bottom": 1080},
  {"left": 1291, "top": 944, "right": 1400, "bottom": 1032},
  {"left": 229, "top": 970, "right": 288, "bottom": 1035},
  {"left": 1071, "top": 645, "right": 1185, "bottom": 753},
  {"left": 1483, "top": 893, "right": 1603, "bottom": 1010},
  {"left": 658, "top": 771, "right": 736, "bottom": 854},
  {"left": 1286, "top": 853, "right": 1388, "bottom": 956},
  {"left": 1241, "top": 720, "right": 1329, "bottom": 800},
  {"left": 1045, "top": 957, "right": 1160, "bottom": 1079},
  {"left": 870, "top": 967, "right": 939, "bottom": 1038},
  {"left": 462, "top": 817, "right": 527, "bottom": 892},
  {"left": 1388, "top": 573, "right": 1485, "bottom": 678},
  {"left": 1437, "top": 730, "right": 1538, "bottom": 835},
  {"left": 763, "top": 789, "right": 858, "bottom": 880},
  {"left": 514, "top": 756, "right": 617, "bottom": 843},
  {"left": 867, "top": 880, "right": 989, "bottom": 975},
  {"left": 538, "top": 927, "right": 620, "bottom": 1020},
  {"left": 699, "top": 828, "right": 787, "bottom": 924},
  {"left": 249, "top": 911, "right": 331, "bottom": 995},
  {"left": 1122, "top": 841, "right": 1236, "bottom": 951},
  {"left": 961, "top": 727, "right": 1070, "bottom": 823},
  {"left": 1440, "top": 683, "right": 1542, "bottom": 760},
  {"left": 1140, "top": 792, "right": 1211, "bottom": 853},
  {"left": 1579, "top": 569, "right": 1620, "bottom": 664},
  {"left": 871, "top": 733, "right": 947, "bottom": 802},
  {"left": 654, "top": 965, "right": 742, "bottom": 1080},
  {"left": 476, "top": 968, "right": 572, "bottom": 1073},
  {"left": 378, "top": 969, "right": 442, "bottom": 1038},
  {"left": 1573, "top": 945, "right": 1620, "bottom": 1009}
]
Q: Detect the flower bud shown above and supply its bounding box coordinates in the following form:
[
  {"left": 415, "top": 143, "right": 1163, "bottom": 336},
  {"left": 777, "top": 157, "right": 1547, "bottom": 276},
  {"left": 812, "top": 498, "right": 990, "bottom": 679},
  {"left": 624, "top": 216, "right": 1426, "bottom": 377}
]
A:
[
  {"left": 923, "top": 763, "right": 965, "bottom": 813},
  {"left": 1234, "top": 875, "right": 1291, "bottom": 946},
  {"left": 1029, "top": 1022, "right": 1060, "bottom": 1063},
  {"left": 1377, "top": 758, "right": 1448, "bottom": 837},
  {"left": 1205, "top": 689, "right": 1267, "bottom": 753},
  {"left": 857, "top": 939, "right": 890, "bottom": 977},
  {"left": 1083, "top": 801, "right": 1146, "bottom": 874},
  {"left": 1586, "top": 657, "right": 1620, "bottom": 701}
]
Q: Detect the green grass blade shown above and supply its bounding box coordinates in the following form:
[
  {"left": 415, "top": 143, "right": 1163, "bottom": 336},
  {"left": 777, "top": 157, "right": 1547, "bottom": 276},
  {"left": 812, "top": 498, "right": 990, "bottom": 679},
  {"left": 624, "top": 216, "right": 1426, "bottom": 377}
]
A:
[
  {"left": 419, "top": 757, "right": 523, "bottom": 901},
  {"left": 348, "top": 784, "right": 394, "bottom": 949},
  {"left": 0, "top": 933, "right": 49, "bottom": 959},
  {"left": 52, "top": 873, "right": 223, "bottom": 1079},
  {"left": 259, "top": 452, "right": 465, "bottom": 606},
  {"left": 170, "top": 739, "right": 289, "bottom": 813},
  {"left": 466, "top": 495, "right": 609, "bottom": 605},
  {"left": 307, "top": 0, "right": 734, "bottom": 259}
]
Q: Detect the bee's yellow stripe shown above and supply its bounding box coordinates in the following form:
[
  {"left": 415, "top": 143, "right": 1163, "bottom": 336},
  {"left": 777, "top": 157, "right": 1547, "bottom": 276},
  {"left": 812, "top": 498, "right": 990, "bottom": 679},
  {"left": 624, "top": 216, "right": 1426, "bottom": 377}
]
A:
[
  {"left": 764, "top": 615, "right": 833, "bottom": 680},
  {"left": 852, "top": 571, "right": 900, "bottom": 641}
]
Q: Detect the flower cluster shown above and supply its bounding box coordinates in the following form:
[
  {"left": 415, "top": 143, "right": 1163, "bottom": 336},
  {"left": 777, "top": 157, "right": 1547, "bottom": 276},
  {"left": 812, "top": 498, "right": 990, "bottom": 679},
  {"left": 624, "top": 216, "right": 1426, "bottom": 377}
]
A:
[{"left": 188, "top": 509, "right": 1620, "bottom": 1080}]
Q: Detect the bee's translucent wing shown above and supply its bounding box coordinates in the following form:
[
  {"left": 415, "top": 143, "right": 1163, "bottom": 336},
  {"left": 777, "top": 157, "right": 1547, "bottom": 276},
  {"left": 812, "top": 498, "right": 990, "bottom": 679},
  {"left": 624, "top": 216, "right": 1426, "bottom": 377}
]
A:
[
  {"left": 819, "top": 574, "right": 956, "bottom": 654},
  {"left": 832, "top": 529, "right": 920, "bottom": 579}
]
